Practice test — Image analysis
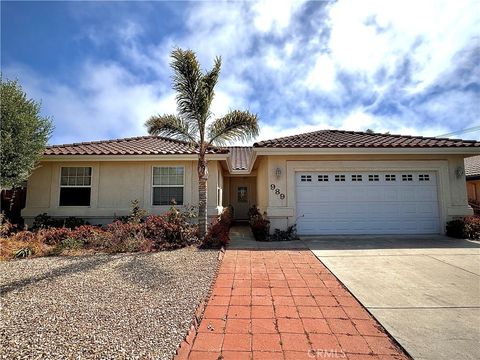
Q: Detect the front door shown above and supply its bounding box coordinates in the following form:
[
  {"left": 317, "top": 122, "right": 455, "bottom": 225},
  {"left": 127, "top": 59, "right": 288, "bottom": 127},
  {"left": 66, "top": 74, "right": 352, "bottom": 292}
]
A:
[{"left": 233, "top": 183, "right": 251, "bottom": 219}]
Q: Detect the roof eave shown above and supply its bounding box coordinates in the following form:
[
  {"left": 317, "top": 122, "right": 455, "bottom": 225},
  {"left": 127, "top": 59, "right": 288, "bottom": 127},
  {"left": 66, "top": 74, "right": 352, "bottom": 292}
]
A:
[
  {"left": 253, "top": 147, "right": 480, "bottom": 156},
  {"left": 40, "top": 153, "right": 229, "bottom": 162}
]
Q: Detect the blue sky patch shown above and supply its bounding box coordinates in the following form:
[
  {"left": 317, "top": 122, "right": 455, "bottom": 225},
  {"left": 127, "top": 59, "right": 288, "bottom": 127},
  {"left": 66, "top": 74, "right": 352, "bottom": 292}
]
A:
[{"left": 2, "top": 0, "right": 479, "bottom": 144}]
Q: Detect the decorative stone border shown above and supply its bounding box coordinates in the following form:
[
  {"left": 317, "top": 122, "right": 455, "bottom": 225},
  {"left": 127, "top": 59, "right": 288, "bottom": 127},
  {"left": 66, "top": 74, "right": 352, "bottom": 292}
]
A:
[{"left": 173, "top": 247, "right": 226, "bottom": 360}]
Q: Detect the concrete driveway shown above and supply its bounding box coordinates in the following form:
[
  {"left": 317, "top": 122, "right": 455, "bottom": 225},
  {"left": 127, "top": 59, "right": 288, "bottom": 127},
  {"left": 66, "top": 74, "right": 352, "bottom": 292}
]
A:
[{"left": 304, "top": 235, "right": 480, "bottom": 360}]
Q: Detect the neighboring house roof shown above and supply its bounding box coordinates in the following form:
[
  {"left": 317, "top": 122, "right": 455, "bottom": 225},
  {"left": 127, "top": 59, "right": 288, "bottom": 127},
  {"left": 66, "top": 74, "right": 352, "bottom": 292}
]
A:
[
  {"left": 253, "top": 129, "right": 480, "bottom": 148},
  {"left": 225, "top": 147, "right": 254, "bottom": 170},
  {"left": 44, "top": 136, "right": 228, "bottom": 156},
  {"left": 465, "top": 155, "right": 480, "bottom": 178}
]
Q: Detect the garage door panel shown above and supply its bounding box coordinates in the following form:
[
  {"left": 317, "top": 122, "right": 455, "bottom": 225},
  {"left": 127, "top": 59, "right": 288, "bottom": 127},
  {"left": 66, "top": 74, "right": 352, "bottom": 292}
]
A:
[{"left": 296, "top": 171, "right": 440, "bottom": 235}]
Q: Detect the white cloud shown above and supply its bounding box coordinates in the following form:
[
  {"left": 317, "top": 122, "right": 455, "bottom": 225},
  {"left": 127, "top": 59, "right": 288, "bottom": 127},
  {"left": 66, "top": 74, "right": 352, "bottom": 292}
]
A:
[
  {"left": 327, "top": 0, "right": 480, "bottom": 92},
  {"left": 252, "top": 0, "right": 306, "bottom": 33},
  {"left": 4, "top": 63, "right": 169, "bottom": 144},
  {"left": 6, "top": 0, "right": 479, "bottom": 145},
  {"left": 304, "top": 54, "right": 337, "bottom": 92}
]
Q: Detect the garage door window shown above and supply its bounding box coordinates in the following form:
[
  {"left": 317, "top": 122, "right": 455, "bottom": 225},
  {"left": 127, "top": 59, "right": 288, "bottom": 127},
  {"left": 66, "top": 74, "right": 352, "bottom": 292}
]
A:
[
  {"left": 368, "top": 174, "right": 379, "bottom": 182},
  {"left": 335, "top": 175, "right": 345, "bottom": 182},
  {"left": 300, "top": 175, "right": 312, "bottom": 182},
  {"left": 402, "top": 174, "right": 413, "bottom": 181},
  {"left": 351, "top": 174, "right": 363, "bottom": 182},
  {"left": 419, "top": 174, "right": 430, "bottom": 181},
  {"left": 385, "top": 174, "right": 396, "bottom": 181},
  {"left": 318, "top": 175, "right": 329, "bottom": 182}
]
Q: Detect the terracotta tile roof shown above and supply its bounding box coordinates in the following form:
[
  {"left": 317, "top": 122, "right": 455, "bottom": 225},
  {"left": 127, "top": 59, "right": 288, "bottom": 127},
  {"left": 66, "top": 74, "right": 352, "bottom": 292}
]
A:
[
  {"left": 465, "top": 155, "right": 480, "bottom": 177},
  {"left": 44, "top": 136, "right": 228, "bottom": 156},
  {"left": 225, "top": 147, "right": 254, "bottom": 170},
  {"left": 253, "top": 129, "right": 480, "bottom": 149}
]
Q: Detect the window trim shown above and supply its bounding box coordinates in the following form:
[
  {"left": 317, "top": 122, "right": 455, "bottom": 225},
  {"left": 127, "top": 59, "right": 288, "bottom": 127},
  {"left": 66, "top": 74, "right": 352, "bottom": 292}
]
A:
[
  {"left": 151, "top": 165, "right": 185, "bottom": 206},
  {"left": 59, "top": 166, "right": 92, "bottom": 207}
]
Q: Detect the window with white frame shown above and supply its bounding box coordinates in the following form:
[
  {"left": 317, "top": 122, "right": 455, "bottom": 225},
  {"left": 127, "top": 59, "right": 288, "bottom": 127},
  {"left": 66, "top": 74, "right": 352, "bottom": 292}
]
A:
[
  {"left": 318, "top": 175, "right": 329, "bottom": 182},
  {"left": 402, "top": 174, "right": 413, "bottom": 181},
  {"left": 385, "top": 174, "right": 396, "bottom": 181},
  {"left": 368, "top": 174, "right": 379, "bottom": 182},
  {"left": 335, "top": 174, "right": 346, "bottom": 182},
  {"left": 59, "top": 167, "right": 92, "bottom": 206},
  {"left": 351, "top": 174, "right": 363, "bottom": 182},
  {"left": 419, "top": 174, "right": 430, "bottom": 181},
  {"left": 152, "top": 166, "right": 184, "bottom": 205},
  {"left": 300, "top": 175, "right": 312, "bottom": 182}
]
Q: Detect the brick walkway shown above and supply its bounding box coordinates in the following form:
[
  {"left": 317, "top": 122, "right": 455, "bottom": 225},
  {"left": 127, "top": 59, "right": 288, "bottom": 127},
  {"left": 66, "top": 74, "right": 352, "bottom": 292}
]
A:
[{"left": 185, "top": 250, "right": 409, "bottom": 360}]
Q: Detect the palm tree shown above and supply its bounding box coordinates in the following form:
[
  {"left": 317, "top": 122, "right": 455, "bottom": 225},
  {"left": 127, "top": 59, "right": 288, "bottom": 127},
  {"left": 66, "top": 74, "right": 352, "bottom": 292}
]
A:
[{"left": 146, "top": 48, "right": 259, "bottom": 240}]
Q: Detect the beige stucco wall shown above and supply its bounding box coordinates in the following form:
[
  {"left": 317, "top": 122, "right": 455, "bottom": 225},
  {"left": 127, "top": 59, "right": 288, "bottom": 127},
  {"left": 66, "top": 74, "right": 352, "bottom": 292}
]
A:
[
  {"left": 22, "top": 159, "right": 223, "bottom": 225},
  {"left": 255, "top": 153, "right": 474, "bottom": 234},
  {"left": 255, "top": 157, "right": 268, "bottom": 212}
]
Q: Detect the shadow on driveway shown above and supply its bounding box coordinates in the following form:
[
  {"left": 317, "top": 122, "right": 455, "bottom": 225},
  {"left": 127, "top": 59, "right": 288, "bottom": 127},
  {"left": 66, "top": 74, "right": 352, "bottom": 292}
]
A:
[{"left": 303, "top": 235, "right": 480, "bottom": 251}]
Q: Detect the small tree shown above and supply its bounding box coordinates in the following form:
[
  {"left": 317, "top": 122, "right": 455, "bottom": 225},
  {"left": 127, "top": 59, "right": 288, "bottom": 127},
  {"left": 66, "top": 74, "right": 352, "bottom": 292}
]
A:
[
  {"left": 146, "top": 48, "right": 259, "bottom": 240},
  {"left": 1, "top": 77, "right": 53, "bottom": 199}
]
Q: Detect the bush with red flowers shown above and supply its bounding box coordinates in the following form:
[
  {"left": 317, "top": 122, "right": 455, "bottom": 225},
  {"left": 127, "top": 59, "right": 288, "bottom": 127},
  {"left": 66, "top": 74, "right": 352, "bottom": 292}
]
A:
[
  {"left": 202, "top": 206, "right": 233, "bottom": 248},
  {"left": 0, "top": 202, "right": 201, "bottom": 260},
  {"left": 446, "top": 216, "right": 480, "bottom": 240}
]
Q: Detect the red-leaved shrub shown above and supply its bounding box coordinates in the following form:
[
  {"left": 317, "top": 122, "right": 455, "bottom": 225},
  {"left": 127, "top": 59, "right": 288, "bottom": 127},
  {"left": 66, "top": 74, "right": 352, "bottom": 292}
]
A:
[
  {"left": 104, "top": 221, "right": 153, "bottom": 253},
  {"left": 202, "top": 206, "right": 233, "bottom": 248},
  {"left": 1, "top": 204, "right": 202, "bottom": 260},
  {"left": 38, "top": 227, "right": 72, "bottom": 245},
  {"left": 446, "top": 216, "right": 480, "bottom": 240}
]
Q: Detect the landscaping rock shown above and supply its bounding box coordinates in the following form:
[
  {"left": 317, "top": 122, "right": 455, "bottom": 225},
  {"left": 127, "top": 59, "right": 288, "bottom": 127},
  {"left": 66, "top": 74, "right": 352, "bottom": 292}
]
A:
[{"left": 0, "top": 248, "right": 217, "bottom": 359}]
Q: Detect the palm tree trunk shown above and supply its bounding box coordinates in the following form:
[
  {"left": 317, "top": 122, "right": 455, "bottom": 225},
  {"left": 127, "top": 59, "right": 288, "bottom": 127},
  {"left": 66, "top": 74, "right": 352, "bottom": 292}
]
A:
[{"left": 197, "top": 156, "right": 208, "bottom": 240}]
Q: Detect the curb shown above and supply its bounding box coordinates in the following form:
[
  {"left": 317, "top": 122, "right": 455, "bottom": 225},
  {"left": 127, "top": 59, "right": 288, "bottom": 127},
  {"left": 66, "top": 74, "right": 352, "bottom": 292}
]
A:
[{"left": 173, "top": 246, "right": 226, "bottom": 360}]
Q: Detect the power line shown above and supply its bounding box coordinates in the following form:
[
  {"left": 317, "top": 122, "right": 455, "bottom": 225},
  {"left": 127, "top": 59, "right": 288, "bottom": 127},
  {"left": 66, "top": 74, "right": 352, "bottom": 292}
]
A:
[{"left": 436, "top": 125, "right": 480, "bottom": 138}]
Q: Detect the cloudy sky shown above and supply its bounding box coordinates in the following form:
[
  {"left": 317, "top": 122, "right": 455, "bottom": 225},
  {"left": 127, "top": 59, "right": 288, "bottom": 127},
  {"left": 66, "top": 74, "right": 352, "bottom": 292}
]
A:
[{"left": 2, "top": 0, "right": 479, "bottom": 145}]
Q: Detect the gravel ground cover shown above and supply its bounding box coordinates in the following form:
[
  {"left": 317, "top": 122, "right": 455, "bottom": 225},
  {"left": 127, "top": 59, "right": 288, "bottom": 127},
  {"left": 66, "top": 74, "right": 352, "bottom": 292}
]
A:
[{"left": 0, "top": 247, "right": 218, "bottom": 359}]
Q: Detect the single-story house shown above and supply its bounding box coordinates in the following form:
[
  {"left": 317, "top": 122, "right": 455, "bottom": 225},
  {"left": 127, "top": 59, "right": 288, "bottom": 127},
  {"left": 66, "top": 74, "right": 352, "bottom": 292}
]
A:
[
  {"left": 22, "top": 130, "right": 479, "bottom": 235},
  {"left": 465, "top": 155, "right": 480, "bottom": 202}
]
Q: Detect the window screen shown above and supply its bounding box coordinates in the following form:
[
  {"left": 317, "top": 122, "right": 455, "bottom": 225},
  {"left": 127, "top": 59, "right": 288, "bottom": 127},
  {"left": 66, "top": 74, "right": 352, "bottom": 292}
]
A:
[
  {"left": 59, "top": 167, "right": 92, "bottom": 206},
  {"left": 152, "top": 167, "right": 184, "bottom": 205}
]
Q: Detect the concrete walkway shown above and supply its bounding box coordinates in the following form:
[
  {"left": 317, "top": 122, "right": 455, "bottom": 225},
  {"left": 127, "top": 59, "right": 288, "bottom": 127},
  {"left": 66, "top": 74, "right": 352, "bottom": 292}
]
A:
[
  {"left": 306, "top": 236, "right": 480, "bottom": 360},
  {"left": 185, "top": 249, "right": 409, "bottom": 359},
  {"left": 228, "top": 225, "right": 307, "bottom": 249}
]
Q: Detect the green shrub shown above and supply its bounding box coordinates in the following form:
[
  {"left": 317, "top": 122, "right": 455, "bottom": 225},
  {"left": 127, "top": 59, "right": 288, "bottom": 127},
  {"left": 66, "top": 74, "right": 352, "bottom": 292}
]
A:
[
  {"left": 63, "top": 217, "right": 88, "bottom": 229},
  {"left": 59, "top": 237, "right": 84, "bottom": 250},
  {"left": 32, "top": 213, "right": 87, "bottom": 230},
  {"left": 269, "top": 225, "right": 298, "bottom": 242},
  {"left": 446, "top": 216, "right": 480, "bottom": 240}
]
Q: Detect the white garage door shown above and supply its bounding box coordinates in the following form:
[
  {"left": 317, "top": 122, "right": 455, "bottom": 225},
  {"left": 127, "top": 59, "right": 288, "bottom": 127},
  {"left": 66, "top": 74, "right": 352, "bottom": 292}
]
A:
[{"left": 296, "top": 171, "right": 440, "bottom": 235}]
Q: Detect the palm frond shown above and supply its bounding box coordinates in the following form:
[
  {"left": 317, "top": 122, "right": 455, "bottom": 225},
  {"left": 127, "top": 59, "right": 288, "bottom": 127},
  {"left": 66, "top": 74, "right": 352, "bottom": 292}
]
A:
[
  {"left": 146, "top": 114, "right": 196, "bottom": 143},
  {"left": 199, "top": 56, "right": 221, "bottom": 120},
  {"left": 207, "top": 110, "right": 259, "bottom": 146},
  {"left": 170, "top": 48, "right": 203, "bottom": 133}
]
